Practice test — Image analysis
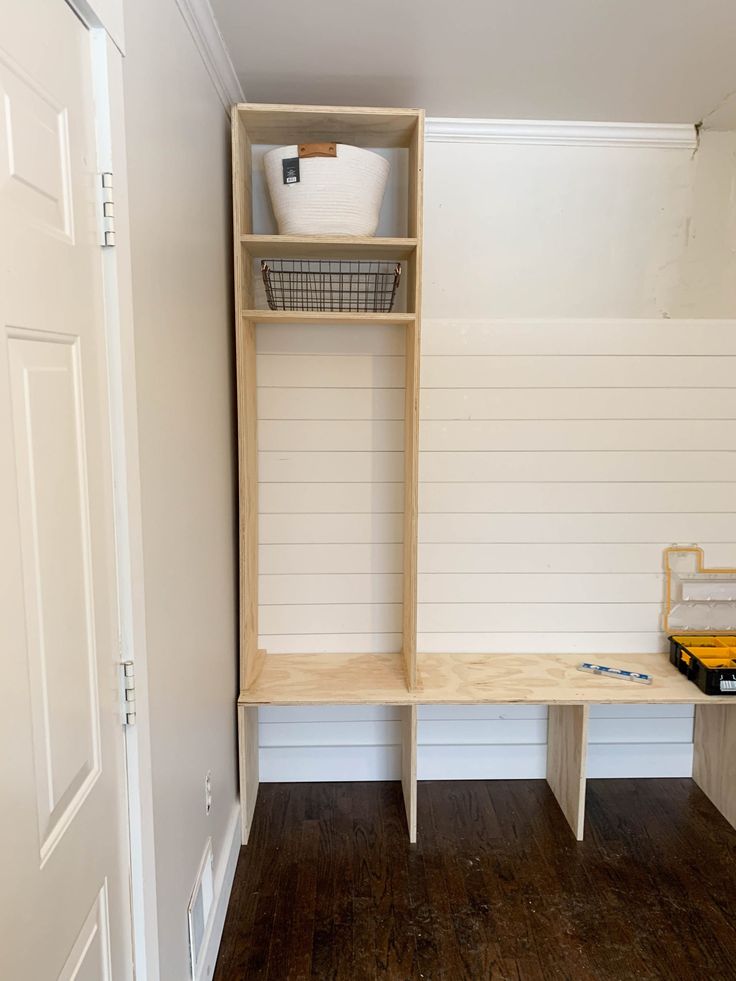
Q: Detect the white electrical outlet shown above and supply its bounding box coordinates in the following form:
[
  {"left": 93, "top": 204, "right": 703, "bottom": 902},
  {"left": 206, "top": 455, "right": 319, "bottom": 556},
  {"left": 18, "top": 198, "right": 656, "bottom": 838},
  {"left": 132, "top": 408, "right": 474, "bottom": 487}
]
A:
[{"left": 204, "top": 771, "right": 212, "bottom": 816}]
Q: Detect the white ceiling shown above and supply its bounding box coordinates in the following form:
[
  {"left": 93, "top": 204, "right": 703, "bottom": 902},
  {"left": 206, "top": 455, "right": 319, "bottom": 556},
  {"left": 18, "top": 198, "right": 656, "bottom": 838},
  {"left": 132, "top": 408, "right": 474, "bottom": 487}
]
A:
[{"left": 211, "top": 0, "right": 736, "bottom": 125}]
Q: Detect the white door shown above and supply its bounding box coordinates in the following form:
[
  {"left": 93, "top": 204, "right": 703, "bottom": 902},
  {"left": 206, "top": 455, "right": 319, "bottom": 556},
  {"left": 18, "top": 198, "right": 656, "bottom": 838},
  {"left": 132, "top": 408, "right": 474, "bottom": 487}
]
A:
[{"left": 0, "top": 0, "right": 134, "bottom": 978}]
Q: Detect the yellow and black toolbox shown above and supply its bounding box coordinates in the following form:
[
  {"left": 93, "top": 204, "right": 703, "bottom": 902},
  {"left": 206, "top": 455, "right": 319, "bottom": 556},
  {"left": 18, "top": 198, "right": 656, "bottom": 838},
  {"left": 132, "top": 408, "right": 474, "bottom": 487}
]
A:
[{"left": 665, "top": 546, "right": 736, "bottom": 697}]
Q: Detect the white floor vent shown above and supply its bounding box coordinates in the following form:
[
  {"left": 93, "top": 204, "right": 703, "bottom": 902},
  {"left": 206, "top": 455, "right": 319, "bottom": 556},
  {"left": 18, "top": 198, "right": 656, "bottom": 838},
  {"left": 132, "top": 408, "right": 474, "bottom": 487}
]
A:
[{"left": 187, "top": 838, "right": 215, "bottom": 979}]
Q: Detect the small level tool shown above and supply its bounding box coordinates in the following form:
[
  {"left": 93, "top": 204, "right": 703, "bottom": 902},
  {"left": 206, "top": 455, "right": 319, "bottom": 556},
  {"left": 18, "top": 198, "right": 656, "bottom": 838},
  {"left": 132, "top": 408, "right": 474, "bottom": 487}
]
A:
[{"left": 578, "top": 662, "right": 653, "bottom": 685}]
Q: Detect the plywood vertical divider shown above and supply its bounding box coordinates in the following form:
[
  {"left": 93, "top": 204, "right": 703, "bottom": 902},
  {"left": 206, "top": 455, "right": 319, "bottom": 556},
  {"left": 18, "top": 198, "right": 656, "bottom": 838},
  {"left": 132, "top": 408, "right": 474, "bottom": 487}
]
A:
[
  {"left": 402, "top": 113, "right": 424, "bottom": 691},
  {"left": 400, "top": 704, "right": 418, "bottom": 842},
  {"left": 547, "top": 704, "right": 589, "bottom": 840},
  {"left": 693, "top": 704, "right": 736, "bottom": 830}
]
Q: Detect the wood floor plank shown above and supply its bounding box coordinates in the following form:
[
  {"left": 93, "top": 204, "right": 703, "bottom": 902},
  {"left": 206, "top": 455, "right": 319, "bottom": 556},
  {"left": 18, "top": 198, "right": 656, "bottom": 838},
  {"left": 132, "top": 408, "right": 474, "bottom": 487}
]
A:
[{"left": 214, "top": 779, "right": 736, "bottom": 981}]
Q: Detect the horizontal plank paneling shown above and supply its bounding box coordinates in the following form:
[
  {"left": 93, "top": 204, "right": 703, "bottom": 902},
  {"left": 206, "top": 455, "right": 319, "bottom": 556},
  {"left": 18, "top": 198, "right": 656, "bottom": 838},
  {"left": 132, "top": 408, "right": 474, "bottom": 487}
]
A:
[
  {"left": 259, "top": 633, "right": 403, "bottom": 654},
  {"left": 260, "top": 450, "right": 403, "bottom": 482},
  {"left": 261, "top": 573, "right": 403, "bottom": 605},
  {"left": 589, "top": 717, "right": 693, "bottom": 744},
  {"left": 413, "top": 743, "right": 694, "bottom": 780},
  {"left": 259, "top": 513, "right": 404, "bottom": 544},
  {"left": 422, "top": 355, "right": 736, "bottom": 389},
  {"left": 259, "top": 603, "right": 403, "bottom": 635},
  {"left": 260, "top": 745, "right": 401, "bottom": 782},
  {"left": 587, "top": 743, "right": 693, "bottom": 778},
  {"left": 418, "top": 704, "right": 548, "bottom": 720},
  {"left": 255, "top": 318, "right": 736, "bottom": 782},
  {"left": 258, "top": 387, "right": 405, "bottom": 420},
  {"left": 421, "top": 420, "right": 736, "bottom": 451},
  {"left": 418, "top": 602, "right": 658, "bottom": 632},
  {"left": 257, "top": 353, "right": 404, "bottom": 388},
  {"left": 416, "top": 717, "right": 691, "bottom": 745},
  {"left": 260, "top": 705, "right": 401, "bottom": 723},
  {"left": 420, "top": 482, "right": 736, "bottom": 513},
  {"left": 422, "top": 319, "right": 736, "bottom": 356},
  {"left": 259, "top": 419, "right": 404, "bottom": 451},
  {"left": 419, "top": 719, "right": 546, "bottom": 744},
  {"left": 259, "top": 543, "right": 403, "bottom": 574},
  {"left": 260, "top": 720, "right": 401, "bottom": 747},
  {"left": 417, "top": 744, "right": 547, "bottom": 780},
  {"left": 261, "top": 482, "right": 404, "bottom": 513},
  {"left": 421, "top": 388, "right": 736, "bottom": 420},
  {"left": 590, "top": 703, "right": 693, "bottom": 719},
  {"left": 418, "top": 542, "right": 736, "bottom": 573},
  {"left": 417, "top": 632, "right": 666, "bottom": 653},
  {"left": 419, "top": 513, "right": 736, "bottom": 544},
  {"left": 257, "top": 702, "right": 694, "bottom": 724},
  {"left": 418, "top": 573, "right": 663, "bottom": 603},
  {"left": 420, "top": 451, "right": 736, "bottom": 482},
  {"left": 257, "top": 322, "right": 406, "bottom": 355}
]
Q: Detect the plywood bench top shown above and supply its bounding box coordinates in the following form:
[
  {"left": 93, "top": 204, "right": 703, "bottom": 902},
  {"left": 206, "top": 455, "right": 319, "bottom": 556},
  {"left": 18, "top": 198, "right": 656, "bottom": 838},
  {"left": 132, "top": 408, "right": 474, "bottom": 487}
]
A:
[{"left": 238, "top": 651, "right": 734, "bottom": 706}]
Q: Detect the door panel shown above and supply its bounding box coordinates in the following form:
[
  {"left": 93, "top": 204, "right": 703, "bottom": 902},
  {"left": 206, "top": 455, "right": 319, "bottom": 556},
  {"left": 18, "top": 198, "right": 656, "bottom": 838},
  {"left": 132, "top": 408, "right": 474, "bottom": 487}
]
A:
[
  {"left": 0, "top": 0, "right": 132, "bottom": 977},
  {"left": 0, "top": 48, "right": 74, "bottom": 238},
  {"left": 8, "top": 331, "right": 102, "bottom": 861},
  {"left": 58, "top": 885, "right": 114, "bottom": 981}
]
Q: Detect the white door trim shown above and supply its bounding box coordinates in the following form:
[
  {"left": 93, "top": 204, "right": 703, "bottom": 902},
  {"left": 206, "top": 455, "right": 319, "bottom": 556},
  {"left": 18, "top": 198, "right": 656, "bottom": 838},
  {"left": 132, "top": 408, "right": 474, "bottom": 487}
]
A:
[
  {"left": 86, "top": 23, "right": 161, "bottom": 981},
  {"left": 67, "top": 0, "right": 125, "bottom": 53}
]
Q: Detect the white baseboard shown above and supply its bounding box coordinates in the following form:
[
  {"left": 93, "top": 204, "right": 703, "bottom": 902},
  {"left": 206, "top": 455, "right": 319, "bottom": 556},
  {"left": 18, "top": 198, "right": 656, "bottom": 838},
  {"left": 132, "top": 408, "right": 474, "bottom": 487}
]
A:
[{"left": 197, "top": 803, "right": 241, "bottom": 981}]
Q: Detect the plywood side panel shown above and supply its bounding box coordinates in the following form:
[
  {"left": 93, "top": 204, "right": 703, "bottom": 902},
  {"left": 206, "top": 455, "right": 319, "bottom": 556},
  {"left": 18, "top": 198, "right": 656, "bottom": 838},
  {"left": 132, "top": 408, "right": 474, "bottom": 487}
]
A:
[
  {"left": 238, "top": 705, "right": 259, "bottom": 845},
  {"left": 403, "top": 320, "right": 420, "bottom": 688},
  {"left": 402, "top": 114, "right": 423, "bottom": 689},
  {"left": 238, "top": 320, "right": 259, "bottom": 687}
]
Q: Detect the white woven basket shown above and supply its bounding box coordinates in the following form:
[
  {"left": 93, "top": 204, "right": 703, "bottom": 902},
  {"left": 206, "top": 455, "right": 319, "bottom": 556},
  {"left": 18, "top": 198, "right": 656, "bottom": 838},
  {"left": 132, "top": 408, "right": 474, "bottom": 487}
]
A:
[{"left": 264, "top": 143, "right": 390, "bottom": 236}]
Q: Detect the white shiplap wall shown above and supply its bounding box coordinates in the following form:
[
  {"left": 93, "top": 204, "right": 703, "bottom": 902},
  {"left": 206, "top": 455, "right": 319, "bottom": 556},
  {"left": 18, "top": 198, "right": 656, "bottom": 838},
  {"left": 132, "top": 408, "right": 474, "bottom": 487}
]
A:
[{"left": 258, "top": 318, "right": 736, "bottom": 781}]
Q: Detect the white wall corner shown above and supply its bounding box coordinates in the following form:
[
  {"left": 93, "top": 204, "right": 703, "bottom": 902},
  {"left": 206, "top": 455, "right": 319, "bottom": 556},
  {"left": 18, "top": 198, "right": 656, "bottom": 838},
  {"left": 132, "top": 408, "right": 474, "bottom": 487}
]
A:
[
  {"left": 701, "top": 89, "right": 736, "bottom": 132},
  {"left": 425, "top": 117, "right": 697, "bottom": 149},
  {"left": 197, "top": 802, "right": 241, "bottom": 981},
  {"left": 174, "top": 0, "right": 244, "bottom": 112}
]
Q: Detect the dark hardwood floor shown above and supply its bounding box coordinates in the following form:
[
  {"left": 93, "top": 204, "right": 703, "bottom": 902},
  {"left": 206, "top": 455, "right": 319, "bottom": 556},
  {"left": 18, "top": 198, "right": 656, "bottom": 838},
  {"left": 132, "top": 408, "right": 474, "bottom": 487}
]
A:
[{"left": 214, "top": 780, "right": 736, "bottom": 980}]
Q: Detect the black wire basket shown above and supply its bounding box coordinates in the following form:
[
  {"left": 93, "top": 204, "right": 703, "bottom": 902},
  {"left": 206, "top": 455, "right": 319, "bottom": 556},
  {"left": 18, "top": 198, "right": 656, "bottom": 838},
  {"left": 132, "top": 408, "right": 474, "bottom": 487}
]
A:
[{"left": 261, "top": 259, "right": 402, "bottom": 313}]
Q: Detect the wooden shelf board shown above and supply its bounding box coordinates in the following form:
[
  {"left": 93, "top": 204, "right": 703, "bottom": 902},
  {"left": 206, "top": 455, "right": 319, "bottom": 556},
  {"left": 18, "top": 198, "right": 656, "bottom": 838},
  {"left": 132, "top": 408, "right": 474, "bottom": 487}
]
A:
[
  {"left": 241, "top": 309, "right": 415, "bottom": 326},
  {"left": 235, "top": 103, "right": 422, "bottom": 148},
  {"left": 239, "top": 652, "right": 733, "bottom": 706},
  {"left": 416, "top": 653, "right": 732, "bottom": 705},
  {"left": 239, "top": 652, "right": 410, "bottom": 705},
  {"left": 241, "top": 234, "right": 417, "bottom": 259}
]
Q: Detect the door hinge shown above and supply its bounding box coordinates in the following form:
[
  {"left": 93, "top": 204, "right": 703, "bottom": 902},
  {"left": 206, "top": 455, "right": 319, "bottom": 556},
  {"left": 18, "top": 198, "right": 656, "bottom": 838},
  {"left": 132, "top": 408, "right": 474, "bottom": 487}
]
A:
[
  {"left": 100, "top": 172, "right": 115, "bottom": 247},
  {"left": 120, "top": 660, "right": 136, "bottom": 726}
]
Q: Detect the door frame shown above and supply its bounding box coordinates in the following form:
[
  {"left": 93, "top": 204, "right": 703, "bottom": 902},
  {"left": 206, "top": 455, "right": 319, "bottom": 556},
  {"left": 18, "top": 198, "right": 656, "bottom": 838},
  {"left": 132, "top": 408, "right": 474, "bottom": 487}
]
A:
[{"left": 66, "top": 2, "right": 161, "bottom": 979}]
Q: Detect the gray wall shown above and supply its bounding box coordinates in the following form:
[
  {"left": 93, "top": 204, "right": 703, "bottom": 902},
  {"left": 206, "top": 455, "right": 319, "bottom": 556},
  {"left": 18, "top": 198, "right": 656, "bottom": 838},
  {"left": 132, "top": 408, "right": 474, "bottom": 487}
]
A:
[{"left": 122, "top": 1, "right": 238, "bottom": 976}]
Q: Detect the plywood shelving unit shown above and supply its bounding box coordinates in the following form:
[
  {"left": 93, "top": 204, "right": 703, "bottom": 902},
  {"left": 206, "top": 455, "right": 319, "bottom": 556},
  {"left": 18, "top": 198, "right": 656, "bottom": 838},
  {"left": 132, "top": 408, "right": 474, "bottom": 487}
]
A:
[
  {"left": 233, "top": 103, "right": 424, "bottom": 842},
  {"left": 233, "top": 103, "right": 736, "bottom": 850}
]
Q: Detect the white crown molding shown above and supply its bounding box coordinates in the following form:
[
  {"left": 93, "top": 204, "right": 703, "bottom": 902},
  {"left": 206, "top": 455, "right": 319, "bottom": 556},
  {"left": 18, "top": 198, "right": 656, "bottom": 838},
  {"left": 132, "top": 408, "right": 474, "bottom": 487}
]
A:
[
  {"left": 425, "top": 117, "right": 697, "bottom": 149},
  {"left": 174, "top": 0, "right": 244, "bottom": 113}
]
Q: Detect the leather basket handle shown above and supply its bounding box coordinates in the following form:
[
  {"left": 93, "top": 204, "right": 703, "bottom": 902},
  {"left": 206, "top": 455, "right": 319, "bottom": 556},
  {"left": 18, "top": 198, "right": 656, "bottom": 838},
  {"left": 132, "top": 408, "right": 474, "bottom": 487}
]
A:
[{"left": 298, "top": 142, "right": 337, "bottom": 159}]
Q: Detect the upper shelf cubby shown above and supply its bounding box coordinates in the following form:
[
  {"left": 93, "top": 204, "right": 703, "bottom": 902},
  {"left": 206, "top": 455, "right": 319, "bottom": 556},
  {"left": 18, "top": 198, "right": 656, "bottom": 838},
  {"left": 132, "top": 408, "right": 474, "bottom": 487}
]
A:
[
  {"left": 233, "top": 104, "right": 423, "bottom": 245},
  {"left": 234, "top": 103, "right": 423, "bottom": 149}
]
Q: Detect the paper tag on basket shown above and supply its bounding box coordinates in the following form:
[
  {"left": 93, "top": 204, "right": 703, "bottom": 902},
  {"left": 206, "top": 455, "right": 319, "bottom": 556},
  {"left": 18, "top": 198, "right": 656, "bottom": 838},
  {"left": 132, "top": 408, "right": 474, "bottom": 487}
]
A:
[{"left": 282, "top": 157, "right": 300, "bottom": 185}]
